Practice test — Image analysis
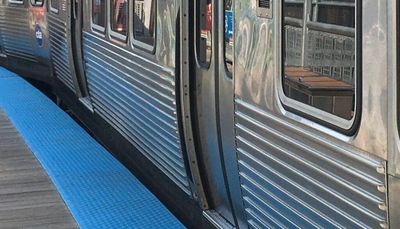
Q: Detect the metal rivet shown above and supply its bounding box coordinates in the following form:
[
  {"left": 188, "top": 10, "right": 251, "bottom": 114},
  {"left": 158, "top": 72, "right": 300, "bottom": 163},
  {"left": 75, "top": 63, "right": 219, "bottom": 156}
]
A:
[
  {"left": 376, "top": 167, "right": 385, "bottom": 174},
  {"left": 378, "top": 204, "right": 387, "bottom": 211},
  {"left": 377, "top": 185, "right": 386, "bottom": 193}
]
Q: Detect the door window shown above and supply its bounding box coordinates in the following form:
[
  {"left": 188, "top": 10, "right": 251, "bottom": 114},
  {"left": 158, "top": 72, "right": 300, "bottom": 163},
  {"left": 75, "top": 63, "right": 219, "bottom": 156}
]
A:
[
  {"left": 282, "top": 0, "right": 357, "bottom": 121},
  {"left": 224, "top": 0, "right": 233, "bottom": 73},
  {"left": 197, "top": 0, "right": 212, "bottom": 67}
]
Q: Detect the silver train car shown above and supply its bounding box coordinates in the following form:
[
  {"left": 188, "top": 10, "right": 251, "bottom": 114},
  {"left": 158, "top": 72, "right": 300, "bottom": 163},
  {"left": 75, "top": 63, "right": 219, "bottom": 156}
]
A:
[
  {"left": 0, "top": 0, "right": 51, "bottom": 82},
  {"left": 0, "top": 0, "right": 398, "bottom": 228}
]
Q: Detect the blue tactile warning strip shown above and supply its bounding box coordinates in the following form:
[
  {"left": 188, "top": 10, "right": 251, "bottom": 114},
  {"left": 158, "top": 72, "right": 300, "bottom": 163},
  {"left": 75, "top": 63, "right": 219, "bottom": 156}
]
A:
[{"left": 0, "top": 67, "right": 185, "bottom": 229}]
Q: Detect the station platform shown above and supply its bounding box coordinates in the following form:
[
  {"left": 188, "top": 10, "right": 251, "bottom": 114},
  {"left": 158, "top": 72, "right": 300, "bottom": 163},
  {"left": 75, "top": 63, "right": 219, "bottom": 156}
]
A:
[{"left": 0, "top": 67, "right": 185, "bottom": 228}]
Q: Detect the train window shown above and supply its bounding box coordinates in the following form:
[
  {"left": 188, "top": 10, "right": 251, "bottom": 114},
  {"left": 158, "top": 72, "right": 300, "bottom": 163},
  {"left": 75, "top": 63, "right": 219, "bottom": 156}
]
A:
[
  {"left": 282, "top": 0, "right": 357, "bottom": 121},
  {"left": 50, "top": 0, "right": 59, "bottom": 12},
  {"left": 111, "top": 0, "right": 128, "bottom": 36},
  {"left": 133, "top": 0, "right": 156, "bottom": 48},
  {"left": 197, "top": 0, "right": 212, "bottom": 67},
  {"left": 92, "top": 0, "right": 106, "bottom": 28},
  {"left": 224, "top": 0, "right": 233, "bottom": 73}
]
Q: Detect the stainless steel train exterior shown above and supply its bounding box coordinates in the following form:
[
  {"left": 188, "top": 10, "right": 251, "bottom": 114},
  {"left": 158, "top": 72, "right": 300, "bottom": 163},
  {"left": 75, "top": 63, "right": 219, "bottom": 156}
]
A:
[
  {"left": 0, "top": 0, "right": 51, "bottom": 82},
  {"left": 0, "top": 0, "right": 399, "bottom": 228}
]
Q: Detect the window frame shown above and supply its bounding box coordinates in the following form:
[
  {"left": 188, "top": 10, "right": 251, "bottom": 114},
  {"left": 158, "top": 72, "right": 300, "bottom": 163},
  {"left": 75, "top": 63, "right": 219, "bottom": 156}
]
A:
[
  {"left": 131, "top": 0, "right": 157, "bottom": 53},
  {"left": 91, "top": 0, "right": 106, "bottom": 33},
  {"left": 109, "top": 0, "right": 129, "bottom": 42},
  {"left": 279, "top": 0, "right": 362, "bottom": 135}
]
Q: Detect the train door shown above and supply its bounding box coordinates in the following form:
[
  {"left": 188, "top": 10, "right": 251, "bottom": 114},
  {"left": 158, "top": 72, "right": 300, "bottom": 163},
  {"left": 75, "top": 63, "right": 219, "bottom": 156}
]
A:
[
  {"left": 229, "top": 0, "right": 387, "bottom": 228},
  {"left": 188, "top": 0, "right": 245, "bottom": 227},
  {"left": 48, "top": 0, "right": 92, "bottom": 110},
  {"left": 70, "top": 0, "right": 92, "bottom": 109}
]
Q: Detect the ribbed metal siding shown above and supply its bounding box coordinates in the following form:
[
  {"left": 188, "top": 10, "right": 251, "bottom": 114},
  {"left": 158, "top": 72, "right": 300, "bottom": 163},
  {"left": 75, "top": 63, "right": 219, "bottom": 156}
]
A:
[
  {"left": 83, "top": 33, "right": 191, "bottom": 194},
  {"left": 234, "top": 99, "right": 388, "bottom": 228},
  {"left": 48, "top": 13, "right": 75, "bottom": 92},
  {"left": 0, "top": 6, "right": 35, "bottom": 61}
]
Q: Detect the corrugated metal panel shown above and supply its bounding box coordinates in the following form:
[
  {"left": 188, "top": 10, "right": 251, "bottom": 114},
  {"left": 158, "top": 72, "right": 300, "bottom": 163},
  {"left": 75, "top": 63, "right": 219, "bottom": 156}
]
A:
[
  {"left": 82, "top": 33, "right": 191, "bottom": 195},
  {"left": 234, "top": 98, "right": 388, "bottom": 228},
  {"left": 48, "top": 13, "right": 75, "bottom": 92},
  {"left": 0, "top": 6, "right": 35, "bottom": 61}
]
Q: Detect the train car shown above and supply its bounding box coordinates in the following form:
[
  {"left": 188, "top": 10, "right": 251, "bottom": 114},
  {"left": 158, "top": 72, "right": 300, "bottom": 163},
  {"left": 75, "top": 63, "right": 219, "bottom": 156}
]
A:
[
  {"left": 0, "top": 0, "right": 399, "bottom": 228},
  {"left": 0, "top": 0, "right": 52, "bottom": 82}
]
